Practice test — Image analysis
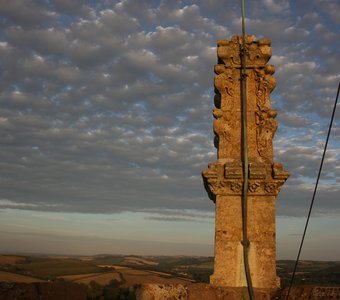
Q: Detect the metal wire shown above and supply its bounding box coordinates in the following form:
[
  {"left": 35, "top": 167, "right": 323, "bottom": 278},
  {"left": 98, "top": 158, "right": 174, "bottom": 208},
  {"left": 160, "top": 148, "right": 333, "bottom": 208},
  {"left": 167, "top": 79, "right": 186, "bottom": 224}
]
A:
[
  {"left": 285, "top": 81, "right": 340, "bottom": 300},
  {"left": 240, "top": 0, "right": 254, "bottom": 299}
]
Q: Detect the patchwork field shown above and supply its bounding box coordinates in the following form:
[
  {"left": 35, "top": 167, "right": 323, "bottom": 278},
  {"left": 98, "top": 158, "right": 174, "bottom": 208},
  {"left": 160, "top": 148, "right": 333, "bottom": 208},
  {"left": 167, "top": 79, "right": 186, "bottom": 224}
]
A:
[
  {"left": 0, "top": 255, "right": 107, "bottom": 281},
  {"left": 62, "top": 272, "right": 122, "bottom": 285},
  {"left": 0, "top": 256, "right": 24, "bottom": 265},
  {"left": 123, "top": 256, "right": 159, "bottom": 266},
  {"left": 0, "top": 271, "right": 45, "bottom": 283},
  {"left": 0, "top": 254, "right": 339, "bottom": 289},
  {"left": 0, "top": 254, "right": 196, "bottom": 287}
]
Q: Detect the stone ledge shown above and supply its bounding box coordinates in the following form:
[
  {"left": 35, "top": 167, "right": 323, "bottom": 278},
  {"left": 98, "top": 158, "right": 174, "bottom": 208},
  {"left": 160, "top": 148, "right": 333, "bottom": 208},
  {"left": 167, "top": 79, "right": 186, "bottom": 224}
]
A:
[
  {"left": 136, "top": 283, "right": 275, "bottom": 300},
  {"left": 274, "top": 286, "right": 340, "bottom": 300},
  {"left": 136, "top": 284, "right": 340, "bottom": 300}
]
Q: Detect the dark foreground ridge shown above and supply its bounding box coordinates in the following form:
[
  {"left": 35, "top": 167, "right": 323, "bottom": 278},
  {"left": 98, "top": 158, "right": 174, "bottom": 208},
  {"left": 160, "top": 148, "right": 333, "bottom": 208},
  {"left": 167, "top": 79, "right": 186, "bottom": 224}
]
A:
[
  {"left": 0, "top": 281, "right": 87, "bottom": 300},
  {"left": 0, "top": 281, "right": 136, "bottom": 300},
  {"left": 1, "top": 282, "right": 340, "bottom": 300}
]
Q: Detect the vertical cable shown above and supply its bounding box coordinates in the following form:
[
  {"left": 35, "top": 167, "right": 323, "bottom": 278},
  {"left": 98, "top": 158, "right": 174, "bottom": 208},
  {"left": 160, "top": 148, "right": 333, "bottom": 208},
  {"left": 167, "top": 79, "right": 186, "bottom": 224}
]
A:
[
  {"left": 240, "top": 0, "right": 254, "bottom": 299},
  {"left": 286, "top": 81, "right": 340, "bottom": 300}
]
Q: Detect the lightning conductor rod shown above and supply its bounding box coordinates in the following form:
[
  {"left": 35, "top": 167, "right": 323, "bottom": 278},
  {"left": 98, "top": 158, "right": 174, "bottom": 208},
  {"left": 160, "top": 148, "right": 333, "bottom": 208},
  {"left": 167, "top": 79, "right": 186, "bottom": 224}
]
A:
[{"left": 240, "top": 1, "right": 255, "bottom": 300}]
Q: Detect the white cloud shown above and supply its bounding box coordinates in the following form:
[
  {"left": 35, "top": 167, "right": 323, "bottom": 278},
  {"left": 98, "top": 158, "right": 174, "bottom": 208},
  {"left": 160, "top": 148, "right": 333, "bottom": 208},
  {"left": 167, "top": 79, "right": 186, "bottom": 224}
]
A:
[{"left": 262, "top": 0, "right": 290, "bottom": 13}]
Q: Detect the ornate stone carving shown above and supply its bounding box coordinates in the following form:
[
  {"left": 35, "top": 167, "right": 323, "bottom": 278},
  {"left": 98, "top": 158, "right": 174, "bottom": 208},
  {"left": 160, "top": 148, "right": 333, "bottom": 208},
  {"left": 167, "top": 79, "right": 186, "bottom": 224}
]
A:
[
  {"left": 312, "top": 287, "right": 340, "bottom": 298},
  {"left": 224, "top": 162, "right": 242, "bottom": 179},
  {"left": 256, "top": 108, "right": 278, "bottom": 161},
  {"left": 248, "top": 162, "right": 267, "bottom": 179},
  {"left": 264, "top": 182, "right": 278, "bottom": 194},
  {"left": 214, "top": 66, "right": 237, "bottom": 110},
  {"left": 248, "top": 182, "right": 260, "bottom": 193},
  {"left": 202, "top": 161, "right": 288, "bottom": 197},
  {"left": 255, "top": 66, "right": 276, "bottom": 109},
  {"left": 213, "top": 63, "right": 240, "bottom": 159},
  {"left": 202, "top": 35, "right": 290, "bottom": 289},
  {"left": 230, "top": 181, "right": 242, "bottom": 193},
  {"left": 203, "top": 34, "right": 289, "bottom": 197},
  {"left": 217, "top": 36, "right": 272, "bottom": 68},
  {"left": 272, "top": 162, "right": 290, "bottom": 180},
  {"left": 213, "top": 109, "right": 233, "bottom": 156}
]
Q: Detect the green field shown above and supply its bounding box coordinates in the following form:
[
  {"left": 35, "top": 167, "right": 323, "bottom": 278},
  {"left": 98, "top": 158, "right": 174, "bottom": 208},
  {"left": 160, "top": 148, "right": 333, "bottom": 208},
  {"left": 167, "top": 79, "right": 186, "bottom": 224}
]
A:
[{"left": 0, "top": 256, "right": 106, "bottom": 279}]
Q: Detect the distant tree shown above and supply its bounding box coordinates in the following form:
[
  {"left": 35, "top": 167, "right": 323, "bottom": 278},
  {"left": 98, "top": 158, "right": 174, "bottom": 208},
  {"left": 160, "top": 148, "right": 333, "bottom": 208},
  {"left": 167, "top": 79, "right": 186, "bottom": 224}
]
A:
[{"left": 107, "top": 279, "right": 121, "bottom": 288}]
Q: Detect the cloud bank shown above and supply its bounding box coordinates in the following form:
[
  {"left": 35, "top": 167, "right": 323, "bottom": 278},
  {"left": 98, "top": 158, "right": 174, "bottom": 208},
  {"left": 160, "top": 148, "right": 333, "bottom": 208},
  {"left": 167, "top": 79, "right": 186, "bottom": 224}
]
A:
[{"left": 0, "top": 0, "right": 339, "bottom": 221}]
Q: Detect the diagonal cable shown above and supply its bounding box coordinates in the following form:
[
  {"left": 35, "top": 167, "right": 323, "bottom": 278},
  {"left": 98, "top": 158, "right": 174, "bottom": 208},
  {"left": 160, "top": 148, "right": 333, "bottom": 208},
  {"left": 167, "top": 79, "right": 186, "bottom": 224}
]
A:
[{"left": 286, "top": 81, "right": 340, "bottom": 300}]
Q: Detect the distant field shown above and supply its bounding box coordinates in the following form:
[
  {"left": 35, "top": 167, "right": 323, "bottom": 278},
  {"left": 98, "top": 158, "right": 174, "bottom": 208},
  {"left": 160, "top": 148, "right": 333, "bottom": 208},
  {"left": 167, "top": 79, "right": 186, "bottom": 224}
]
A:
[
  {"left": 62, "top": 272, "right": 121, "bottom": 285},
  {"left": 25, "top": 259, "right": 104, "bottom": 278},
  {"left": 120, "top": 269, "right": 152, "bottom": 276},
  {"left": 277, "top": 260, "right": 340, "bottom": 287},
  {"left": 97, "top": 264, "right": 129, "bottom": 270},
  {"left": 61, "top": 273, "right": 105, "bottom": 281},
  {"left": 1, "top": 254, "right": 339, "bottom": 288},
  {"left": 118, "top": 268, "right": 193, "bottom": 287},
  {"left": 60, "top": 267, "right": 191, "bottom": 287},
  {"left": 147, "top": 270, "right": 173, "bottom": 276},
  {"left": 0, "top": 255, "right": 24, "bottom": 265},
  {"left": 0, "top": 271, "right": 45, "bottom": 283},
  {"left": 123, "top": 257, "right": 159, "bottom": 266},
  {"left": 191, "top": 261, "right": 214, "bottom": 269},
  {"left": 0, "top": 255, "right": 106, "bottom": 279},
  {"left": 0, "top": 254, "right": 217, "bottom": 287}
]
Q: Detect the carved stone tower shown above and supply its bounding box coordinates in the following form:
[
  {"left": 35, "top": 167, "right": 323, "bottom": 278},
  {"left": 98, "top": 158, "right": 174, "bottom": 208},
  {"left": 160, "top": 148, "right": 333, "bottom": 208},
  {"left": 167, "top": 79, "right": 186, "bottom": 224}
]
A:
[{"left": 202, "top": 35, "right": 289, "bottom": 290}]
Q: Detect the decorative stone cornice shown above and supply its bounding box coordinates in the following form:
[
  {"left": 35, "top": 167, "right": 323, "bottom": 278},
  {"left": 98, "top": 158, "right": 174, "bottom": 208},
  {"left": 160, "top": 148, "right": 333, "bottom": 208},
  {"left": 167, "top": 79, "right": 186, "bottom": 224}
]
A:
[
  {"left": 217, "top": 35, "right": 272, "bottom": 68},
  {"left": 202, "top": 160, "right": 289, "bottom": 200}
]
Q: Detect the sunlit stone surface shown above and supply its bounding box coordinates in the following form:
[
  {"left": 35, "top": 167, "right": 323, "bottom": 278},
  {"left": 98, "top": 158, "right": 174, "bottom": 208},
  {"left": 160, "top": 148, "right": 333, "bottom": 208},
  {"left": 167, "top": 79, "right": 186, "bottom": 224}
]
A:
[{"left": 202, "top": 35, "right": 289, "bottom": 289}]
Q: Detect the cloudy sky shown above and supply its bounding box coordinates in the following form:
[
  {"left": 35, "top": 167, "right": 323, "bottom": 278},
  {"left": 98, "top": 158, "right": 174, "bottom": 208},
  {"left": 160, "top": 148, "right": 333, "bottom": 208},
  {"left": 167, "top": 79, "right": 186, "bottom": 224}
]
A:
[{"left": 0, "top": 0, "right": 339, "bottom": 260}]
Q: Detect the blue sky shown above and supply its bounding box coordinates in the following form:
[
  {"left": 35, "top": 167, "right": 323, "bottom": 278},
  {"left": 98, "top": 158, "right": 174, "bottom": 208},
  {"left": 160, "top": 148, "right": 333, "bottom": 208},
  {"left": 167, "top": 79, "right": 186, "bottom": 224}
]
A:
[{"left": 0, "top": 0, "right": 339, "bottom": 260}]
